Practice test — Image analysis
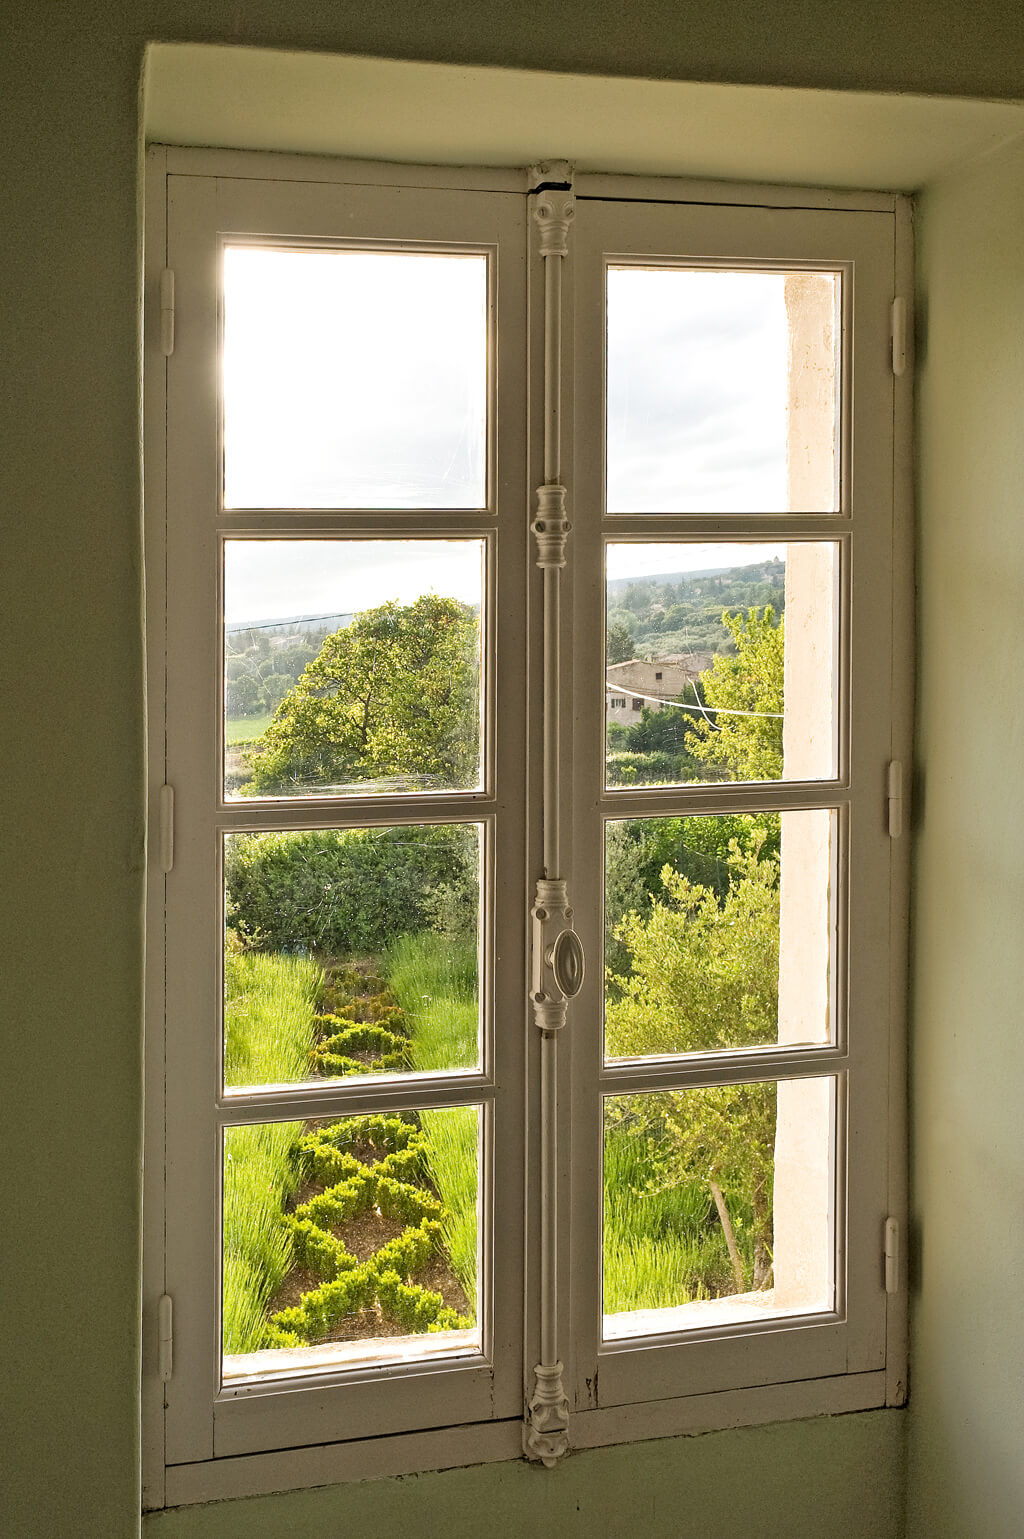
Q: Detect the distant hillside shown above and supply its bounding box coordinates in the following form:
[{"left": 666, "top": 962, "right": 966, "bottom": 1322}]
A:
[
  {"left": 225, "top": 610, "right": 355, "bottom": 637},
  {"left": 607, "top": 557, "right": 785, "bottom": 659}
]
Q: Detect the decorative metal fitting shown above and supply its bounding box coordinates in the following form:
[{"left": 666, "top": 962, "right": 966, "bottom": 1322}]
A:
[
  {"left": 530, "top": 162, "right": 575, "bottom": 259},
  {"left": 531, "top": 878, "right": 585, "bottom": 1036},
  {"left": 524, "top": 1360, "right": 570, "bottom": 1466},
  {"left": 532, "top": 484, "right": 571, "bottom": 569}
]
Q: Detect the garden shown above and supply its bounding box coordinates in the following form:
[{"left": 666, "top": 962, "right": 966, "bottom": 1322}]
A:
[{"left": 221, "top": 576, "right": 787, "bottom": 1364}]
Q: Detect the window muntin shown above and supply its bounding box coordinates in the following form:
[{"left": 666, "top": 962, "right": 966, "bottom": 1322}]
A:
[
  {"left": 148, "top": 159, "right": 905, "bottom": 1500},
  {"left": 222, "top": 245, "right": 489, "bottom": 511}
]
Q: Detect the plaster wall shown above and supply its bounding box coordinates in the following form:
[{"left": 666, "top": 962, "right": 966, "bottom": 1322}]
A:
[
  {"left": 4, "top": 3, "right": 1024, "bottom": 1536},
  {"left": 907, "top": 132, "right": 1024, "bottom": 1539}
]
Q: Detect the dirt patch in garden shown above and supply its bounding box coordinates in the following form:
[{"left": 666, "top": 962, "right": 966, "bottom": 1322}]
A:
[{"left": 337, "top": 1207, "right": 407, "bottom": 1262}]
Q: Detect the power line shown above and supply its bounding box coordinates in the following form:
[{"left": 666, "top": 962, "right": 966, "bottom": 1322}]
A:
[{"left": 606, "top": 681, "right": 782, "bottom": 719}]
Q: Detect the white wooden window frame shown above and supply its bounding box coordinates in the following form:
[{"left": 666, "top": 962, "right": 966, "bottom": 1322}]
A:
[{"left": 143, "top": 146, "right": 912, "bottom": 1510}]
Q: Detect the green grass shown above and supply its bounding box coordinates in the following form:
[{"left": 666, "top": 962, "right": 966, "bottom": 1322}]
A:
[
  {"left": 223, "top": 947, "right": 323, "bottom": 1088},
  {"left": 223, "top": 1119, "right": 305, "bottom": 1354},
  {"left": 419, "top": 1106, "right": 479, "bottom": 1311},
  {"left": 385, "top": 932, "right": 480, "bottom": 1308},
  {"left": 221, "top": 949, "right": 322, "bottom": 1354},
  {"left": 385, "top": 931, "right": 478, "bottom": 1073},
  {"left": 226, "top": 712, "right": 274, "bottom": 744},
  {"left": 603, "top": 1117, "right": 733, "bottom": 1314}
]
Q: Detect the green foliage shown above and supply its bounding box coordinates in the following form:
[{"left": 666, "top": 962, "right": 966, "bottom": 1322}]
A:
[
  {"left": 419, "top": 1107, "right": 479, "bottom": 1309},
  {"left": 244, "top": 595, "right": 479, "bottom": 795},
  {"left": 225, "top": 710, "right": 275, "bottom": 745},
  {"left": 225, "top": 621, "right": 329, "bottom": 722},
  {"left": 604, "top": 813, "right": 779, "bottom": 976},
  {"left": 605, "top": 837, "right": 780, "bottom": 1285},
  {"left": 287, "top": 1218, "right": 358, "bottom": 1282},
  {"left": 606, "top": 558, "right": 785, "bottom": 660},
  {"left": 603, "top": 1119, "right": 732, "bottom": 1312},
  {"left": 605, "top": 750, "right": 688, "bottom": 786},
  {"left": 607, "top": 840, "right": 780, "bottom": 1057},
  {"left": 385, "top": 931, "right": 479, "bottom": 1073},
  {"left": 606, "top": 620, "right": 636, "bottom": 664},
  {"left": 385, "top": 934, "right": 480, "bottom": 1304},
  {"left": 376, "top": 1271, "right": 469, "bottom": 1334},
  {"left": 690, "top": 606, "right": 784, "bottom": 781},
  {"left": 223, "top": 945, "right": 322, "bottom": 1088},
  {"left": 222, "top": 1120, "right": 305, "bottom": 1354},
  {"left": 260, "top": 1113, "right": 474, "bottom": 1346},
  {"left": 224, "top": 824, "right": 476, "bottom": 957}
]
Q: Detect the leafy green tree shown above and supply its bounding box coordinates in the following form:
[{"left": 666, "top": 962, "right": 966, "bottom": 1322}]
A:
[
  {"left": 690, "top": 606, "right": 784, "bottom": 781},
  {"left": 605, "top": 838, "right": 779, "bottom": 1291},
  {"left": 227, "top": 672, "right": 261, "bottom": 718},
  {"left": 246, "top": 595, "right": 478, "bottom": 795},
  {"left": 606, "top": 621, "right": 636, "bottom": 664}
]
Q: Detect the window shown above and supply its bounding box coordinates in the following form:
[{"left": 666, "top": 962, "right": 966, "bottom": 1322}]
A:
[{"left": 145, "top": 149, "right": 910, "bottom": 1507}]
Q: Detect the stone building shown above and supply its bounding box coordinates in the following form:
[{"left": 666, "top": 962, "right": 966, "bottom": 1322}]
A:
[{"left": 605, "top": 653, "right": 712, "bottom": 728}]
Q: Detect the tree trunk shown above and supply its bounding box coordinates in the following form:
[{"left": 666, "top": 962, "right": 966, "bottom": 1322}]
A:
[
  {"left": 709, "top": 1179, "right": 746, "bottom": 1294},
  {"left": 752, "top": 1182, "right": 773, "bottom": 1290}
]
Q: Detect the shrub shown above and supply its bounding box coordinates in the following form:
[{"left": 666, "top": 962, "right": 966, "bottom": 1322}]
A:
[
  {"left": 286, "top": 1217, "right": 358, "bottom": 1281},
  {"left": 224, "top": 824, "right": 477, "bottom": 957},
  {"left": 376, "top": 1270, "right": 469, "bottom": 1334},
  {"left": 605, "top": 750, "right": 691, "bottom": 787}
]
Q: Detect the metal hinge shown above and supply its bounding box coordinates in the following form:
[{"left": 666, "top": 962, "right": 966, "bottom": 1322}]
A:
[
  {"left": 887, "top": 761, "right": 903, "bottom": 838},
  {"left": 159, "top": 784, "right": 174, "bottom": 873},
  {"left": 158, "top": 1294, "right": 174, "bottom": 1380},
  {"left": 891, "top": 297, "right": 907, "bottom": 377},
  {"left": 160, "top": 269, "right": 175, "bottom": 356},
  {"left": 884, "top": 1218, "right": 900, "bottom": 1294}
]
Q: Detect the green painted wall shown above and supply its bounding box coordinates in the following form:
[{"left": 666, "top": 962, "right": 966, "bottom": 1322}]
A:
[
  {"left": 146, "top": 1414, "right": 904, "bottom": 1539},
  {"left": 4, "top": 2, "right": 1024, "bottom": 1536},
  {"left": 908, "top": 133, "right": 1024, "bottom": 1539}
]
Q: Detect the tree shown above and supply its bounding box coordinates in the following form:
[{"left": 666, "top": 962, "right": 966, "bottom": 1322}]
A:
[
  {"left": 245, "top": 595, "right": 478, "bottom": 795},
  {"left": 606, "top": 620, "right": 635, "bottom": 664},
  {"left": 689, "top": 606, "right": 784, "bottom": 782},
  {"left": 605, "top": 839, "right": 779, "bottom": 1291}
]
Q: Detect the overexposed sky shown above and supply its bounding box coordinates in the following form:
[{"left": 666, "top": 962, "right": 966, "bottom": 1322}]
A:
[
  {"left": 223, "top": 247, "right": 488, "bottom": 512},
  {"left": 224, "top": 540, "right": 485, "bottom": 627},
  {"left": 222, "top": 250, "right": 824, "bottom": 622},
  {"left": 606, "top": 267, "right": 792, "bottom": 514},
  {"left": 605, "top": 542, "right": 784, "bottom": 583}
]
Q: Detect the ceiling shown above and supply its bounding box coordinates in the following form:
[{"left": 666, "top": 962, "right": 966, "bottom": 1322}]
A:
[{"left": 145, "top": 44, "right": 1024, "bottom": 193}]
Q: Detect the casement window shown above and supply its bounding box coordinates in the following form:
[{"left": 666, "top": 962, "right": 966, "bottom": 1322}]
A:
[{"left": 144, "top": 148, "right": 911, "bottom": 1508}]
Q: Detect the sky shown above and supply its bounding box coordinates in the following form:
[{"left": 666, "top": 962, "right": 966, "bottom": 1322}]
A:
[
  {"left": 225, "top": 538, "right": 788, "bottom": 627},
  {"left": 224, "top": 540, "right": 485, "bottom": 626},
  {"left": 221, "top": 248, "right": 832, "bottom": 622}
]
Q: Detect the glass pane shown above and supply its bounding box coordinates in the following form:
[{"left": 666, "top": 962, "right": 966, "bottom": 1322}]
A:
[
  {"left": 607, "top": 267, "right": 839, "bottom": 513},
  {"left": 224, "top": 539, "right": 483, "bottom": 800},
  {"left": 605, "top": 810, "right": 836, "bottom": 1060},
  {"left": 222, "top": 1107, "right": 481, "bottom": 1381},
  {"left": 603, "top": 1079, "right": 835, "bottom": 1339},
  {"left": 223, "top": 246, "right": 487, "bottom": 510},
  {"left": 223, "top": 823, "right": 481, "bottom": 1092},
  {"left": 605, "top": 542, "right": 838, "bottom": 788}
]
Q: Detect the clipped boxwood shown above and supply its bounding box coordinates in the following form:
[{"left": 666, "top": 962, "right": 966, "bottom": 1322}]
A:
[{"left": 259, "top": 1112, "right": 471, "bottom": 1348}]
